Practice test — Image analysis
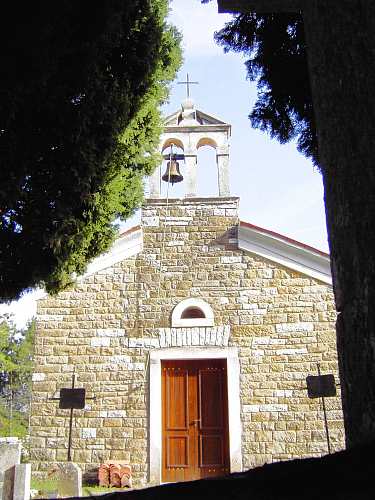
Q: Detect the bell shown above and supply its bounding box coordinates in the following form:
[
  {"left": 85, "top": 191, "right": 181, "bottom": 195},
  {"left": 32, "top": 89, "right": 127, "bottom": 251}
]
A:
[{"left": 162, "top": 160, "right": 183, "bottom": 184}]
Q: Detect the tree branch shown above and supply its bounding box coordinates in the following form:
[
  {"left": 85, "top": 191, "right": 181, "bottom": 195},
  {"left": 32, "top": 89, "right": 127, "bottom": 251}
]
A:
[{"left": 218, "top": 0, "right": 302, "bottom": 13}]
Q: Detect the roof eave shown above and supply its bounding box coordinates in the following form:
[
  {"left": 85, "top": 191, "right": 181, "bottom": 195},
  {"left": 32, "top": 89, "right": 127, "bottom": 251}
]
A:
[
  {"left": 239, "top": 222, "right": 332, "bottom": 285},
  {"left": 81, "top": 226, "right": 143, "bottom": 279}
]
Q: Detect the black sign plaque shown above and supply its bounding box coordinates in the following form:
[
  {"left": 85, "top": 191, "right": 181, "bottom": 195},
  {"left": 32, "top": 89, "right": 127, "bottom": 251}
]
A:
[
  {"left": 306, "top": 374, "right": 336, "bottom": 399},
  {"left": 59, "top": 388, "right": 86, "bottom": 409}
]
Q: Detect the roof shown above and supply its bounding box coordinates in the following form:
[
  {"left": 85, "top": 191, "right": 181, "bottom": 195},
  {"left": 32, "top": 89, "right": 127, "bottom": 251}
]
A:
[
  {"left": 164, "top": 108, "right": 230, "bottom": 128},
  {"left": 82, "top": 225, "right": 143, "bottom": 278},
  {"left": 163, "top": 98, "right": 231, "bottom": 135},
  {"left": 240, "top": 221, "right": 328, "bottom": 257},
  {"left": 238, "top": 221, "right": 331, "bottom": 285}
]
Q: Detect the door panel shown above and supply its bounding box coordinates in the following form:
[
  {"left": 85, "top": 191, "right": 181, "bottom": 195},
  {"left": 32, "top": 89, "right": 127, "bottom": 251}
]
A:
[
  {"left": 166, "top": 369, "right": 188, "bottom": 430},
  {"left": 162, "top": 359, "right": 229, "bottom": 482},
  {"left": 166, "top": 436, "right": 189, "bottom": 467},
  {"left": 199, "top": 368, "right": 223, "bottom": 428},
  {"left": 199, "top": 434, "right": 224, "bottom": 467}
]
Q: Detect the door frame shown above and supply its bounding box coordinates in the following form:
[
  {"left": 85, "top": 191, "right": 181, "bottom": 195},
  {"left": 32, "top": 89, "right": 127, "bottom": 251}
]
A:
[{"left": 149, "top": 347, "right": 242, "bottom": 484}]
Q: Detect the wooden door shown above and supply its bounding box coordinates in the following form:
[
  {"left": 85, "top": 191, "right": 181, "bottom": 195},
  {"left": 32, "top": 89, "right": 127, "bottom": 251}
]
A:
[{"left": 162, "top": 359, "right": 230, "bottom": 482}]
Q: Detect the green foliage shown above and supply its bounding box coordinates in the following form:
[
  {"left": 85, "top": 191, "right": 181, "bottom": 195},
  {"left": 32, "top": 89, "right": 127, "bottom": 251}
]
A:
[
  {"left": 0, "top": 403, "right": 29, "bottom": 438},
  {"left": 0, "top": 322, "right": 18, "bottom": 374},
  {"left": 0, "top": 0, "right": 182, "bottom": 300},
  {"left": 0, "top": 318, "right": 35, "bottom": 437},
  {"left": 0, "top": 319, "right": 35, "bottom": 394},
  {"left": 203, "top": 4, "right": 317, "bottom": 165}
]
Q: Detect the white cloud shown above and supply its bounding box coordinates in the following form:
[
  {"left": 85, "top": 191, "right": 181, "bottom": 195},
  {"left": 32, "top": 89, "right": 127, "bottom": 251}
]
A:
[{"left": 169, "top": 0, "right": 232, "bottom": 57}]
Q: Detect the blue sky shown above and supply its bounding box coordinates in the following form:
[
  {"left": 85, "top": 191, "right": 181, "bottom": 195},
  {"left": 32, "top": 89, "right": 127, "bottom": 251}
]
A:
[
  {"left": 126, "top": 0, "right": 328, "bottom": 249},
  {"left": 0, "top": 0, "right": 329, "bottom": 328}
]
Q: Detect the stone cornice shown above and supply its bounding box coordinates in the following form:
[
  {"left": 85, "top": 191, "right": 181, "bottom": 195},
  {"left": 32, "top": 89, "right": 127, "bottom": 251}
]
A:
[
  {"left": 143, "top": 196, "right": 240, "bottom": 207},
  {"left": 164, "top": 124, "right": 231, "bottom": 134}
]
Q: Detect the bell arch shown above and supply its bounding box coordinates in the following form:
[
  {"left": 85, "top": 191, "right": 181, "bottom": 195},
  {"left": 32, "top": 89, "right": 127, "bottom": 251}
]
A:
[
  {"left": 196, "top": 143, "right": 219, "bottom": 197},
  {"left": 161, "top": 138, "right": 184, "bottom": 152},
  {"left": 148, "top": 99, "right": 231, "bottom": 198},
  {"left": 196, "top": 137, "right": 218, "bottom": 150}
]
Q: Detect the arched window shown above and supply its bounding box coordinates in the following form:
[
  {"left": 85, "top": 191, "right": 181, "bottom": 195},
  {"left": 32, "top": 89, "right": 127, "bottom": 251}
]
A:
[
  {"left": 171, "top": 298, "right": 214, "bottom": 327},
  {"left": 181, "top": 307, "right": 205, "bottom": 319}
]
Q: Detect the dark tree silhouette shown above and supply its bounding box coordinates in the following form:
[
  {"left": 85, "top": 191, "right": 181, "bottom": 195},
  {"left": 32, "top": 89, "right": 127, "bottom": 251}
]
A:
[
  {"left": 207, "top": 0, "right": 375, "bottom": 448},
  {"left": 0, "top": 1, "right": 182, "bottom": 300},
  {"left": 214, "top": 13, "right": 317, "bottom": 163}
]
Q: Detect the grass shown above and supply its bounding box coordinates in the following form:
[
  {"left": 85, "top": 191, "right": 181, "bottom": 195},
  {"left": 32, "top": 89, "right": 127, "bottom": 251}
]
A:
[
  {"left": 82, "top": 485, "right": 130, "bottom": 496},
  {"left": 30, "top": 479, "right": 129, "bottom": 497},
  {"left": 0, "top": 403, "right": 28, "bottom": 438},
  {"left": 30, "top": 479, "right": 60, "bottom": 496}
]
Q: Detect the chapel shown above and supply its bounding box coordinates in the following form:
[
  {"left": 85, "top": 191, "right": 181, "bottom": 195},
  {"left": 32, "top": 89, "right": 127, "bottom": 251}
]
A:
[{"left": 30, "top": 97, "right": 345, "bottom": 486}]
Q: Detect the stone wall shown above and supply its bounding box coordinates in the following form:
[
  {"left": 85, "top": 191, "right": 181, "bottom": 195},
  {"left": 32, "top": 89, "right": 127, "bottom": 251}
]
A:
[{"left": 30, "top": 197, "right": 344, "bottom": 485}]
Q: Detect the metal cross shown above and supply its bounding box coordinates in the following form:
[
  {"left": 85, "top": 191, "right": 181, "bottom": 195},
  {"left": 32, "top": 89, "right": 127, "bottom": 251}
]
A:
[
  {"left": 49, "top": 372, "right": 95, "bottom": 461},
  {"left": 305, "top": 363, "right": 338, "bottom": 454},
  {"left": 178, "top": 73, "right": 199, "bottom": 98}
]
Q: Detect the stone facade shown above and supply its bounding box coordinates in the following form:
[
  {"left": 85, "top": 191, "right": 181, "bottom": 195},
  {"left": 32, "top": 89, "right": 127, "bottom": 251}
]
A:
[{"left": 30, "top": 197, "right": 344, "bottom": 486}]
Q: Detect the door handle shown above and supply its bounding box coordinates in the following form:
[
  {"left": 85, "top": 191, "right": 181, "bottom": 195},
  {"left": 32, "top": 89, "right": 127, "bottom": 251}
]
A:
[{"left": 191, "top": 419, "right": 201, "bottom": 425}]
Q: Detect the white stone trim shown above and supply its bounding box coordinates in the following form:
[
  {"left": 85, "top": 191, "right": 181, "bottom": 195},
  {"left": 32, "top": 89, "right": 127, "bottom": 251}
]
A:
[
  {"left": 82, "top": 228, "right": 142, "bottom": 278},
  {"left": 171, "top": 298, "right": 214, "bottom": 327},
  {"left": 217, "top": 154, "right": 230, "bottom": 196},
  {"left": 238, "top": 224, "right": 332, "bottom": 285},
  {"left": 149, "top": 346, "right": 242, "bottom": 484},
  {"left": 158, "top": 326, "right": 230, "bottom": 347}
]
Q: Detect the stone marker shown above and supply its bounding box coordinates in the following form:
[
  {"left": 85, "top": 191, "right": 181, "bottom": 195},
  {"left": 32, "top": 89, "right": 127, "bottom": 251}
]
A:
[
  {"left": 1, "top": 466, "right": 15, "bottom": 500},
  {"left": 47, "top": 462, "right": 82, "bottom": 498},
  {"left": 0, "top": 437, "right": 21, "bottom": 474},
  {"left": 0, "top": 438, "right": 22, "bottom": 500},
  {"left": 13, "top": 465, "right": 31, "bottom": 500}
]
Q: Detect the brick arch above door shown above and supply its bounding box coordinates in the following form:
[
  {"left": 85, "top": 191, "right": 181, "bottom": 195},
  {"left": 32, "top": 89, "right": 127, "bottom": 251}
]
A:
[{"left": 149, "top": 347, "right": 242, "bottom": 484}]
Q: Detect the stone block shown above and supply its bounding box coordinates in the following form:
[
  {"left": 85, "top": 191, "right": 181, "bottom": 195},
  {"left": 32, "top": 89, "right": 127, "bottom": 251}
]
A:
[
  {"left": 243, "top": 405, "right": 260, "bottom": 413},
  {"left": 13, "top": 464, "right": 31, "bottom": 500},
  {"left": 47, "top": 462, "right": 82, "bottom": 498},
  {"left": 81, "top": 428, "right": 97, "bottom": 439},
  {"left": 0, "top": 438, "right": 21, "bottom": 474},
  {"left": 100, "top": 410, "right": 127, "bottom": 418},
  {"left": 275, "top": 348, "right": 308, "bottom": 356},
  {"left": 254, "top": 431, "right": 273, "bottom": 442},
  {"left": 55, "top": 450, "right": 69, "bottom": 462},
  {"left": 221, "top": 256, "right": 242, "bottom": 264},
  {"left": 273, "top": 431, "right": 297, "bottom": 443},
  {"left": 276, "top": 322, "right": 314, "bottom": 333},
  {"left": 105, "top": 438, "right": 126, "bottom": 450},
  {"left": 73, "top": 450, "right": 92, "bottom": 462},
  {"left": 91, "top": 338, "right": 110, "bottom": 347},
  {"left": 103, "top": 418, "right": 123, "bottom": 427},
  {"left": 1, "top": 466, "right": 15, "bottom": 500}
]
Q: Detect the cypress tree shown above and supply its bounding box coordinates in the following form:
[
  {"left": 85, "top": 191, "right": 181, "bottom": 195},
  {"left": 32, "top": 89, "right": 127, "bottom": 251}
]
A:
[{"left": 0, "top": 0, "right": 182, "bottom": 300}]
